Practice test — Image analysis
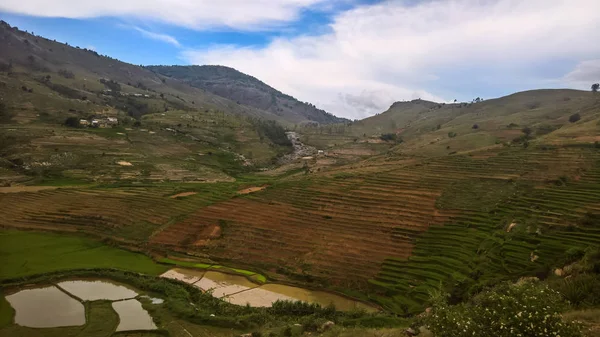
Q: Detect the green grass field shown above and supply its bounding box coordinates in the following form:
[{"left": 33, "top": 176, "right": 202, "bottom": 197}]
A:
[
  {"left": 0, "top": 231, "right": 167, "bottom": 280},
  {"left": 0, "top": 294, "right": 13, "bottom": 329}
]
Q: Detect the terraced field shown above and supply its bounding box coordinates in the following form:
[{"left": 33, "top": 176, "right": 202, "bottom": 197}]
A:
[
  {"left": 2, "top": 145, "right": 600, "bottom": 315},
  {"left": 0, "top": 184, "right": 238, "bottom": 243}
]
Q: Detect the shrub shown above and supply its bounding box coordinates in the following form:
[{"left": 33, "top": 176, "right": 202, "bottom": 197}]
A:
[
  {"left": 379, "top": 133, "right": 397, "bottom": 142},
  {"left": 64, "top": 116, "right": 80, "bottom": 128},
  {"left": 448, "top": 131, "right": 457, "bottom": 138},
  {"left": 58, "top": 69, "right": 75, "bottom": 79},
  {"left": 522, "top": 126, "right": 532, "bottom": 137},
  {"left": 536, "top": 124, "right": 560, "bottom": 136},
  {"left": 425, "top": 282, "right": 581, "bottom": 337},
  {"left": 553, "top": 274, "right": 600, "bottom": 308},
  {"left": 472, "top": 124, "right": 479, "bottom": 129},
  {"left": 569, "top": 113, "right": 581, "bottom": 123}
]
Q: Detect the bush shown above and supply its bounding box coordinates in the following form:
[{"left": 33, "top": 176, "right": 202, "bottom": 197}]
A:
[
  {"left": 424, "top": 282, "right": 582, "bottom": 337},
  {"left": 472, "top": 124, "right": 479, "bottom": 129},
  {"left": 447, "top": 132, "right": 457, "bottom": 138},
  {"left": 553, "top": 275, "right": 600, "bottom": 308},
  {"left": 64, "top": 116, "right": 80, "bottom": 128},
  {"left": 380, "top": 133, "right": 397, "bottom": 142},
  {"left": 536, "top": 124, "right": 560, "bottom": 136},
  {"left": 58, "top": 69, "right": 75, "bottom": 79},
  {"left": 569, "top": 113, "right": 581, "bottom": 123}
]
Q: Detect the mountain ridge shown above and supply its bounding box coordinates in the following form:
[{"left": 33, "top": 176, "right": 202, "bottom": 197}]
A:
[{"left": 146, "top": 64, "right": 349, "bottom": 125}]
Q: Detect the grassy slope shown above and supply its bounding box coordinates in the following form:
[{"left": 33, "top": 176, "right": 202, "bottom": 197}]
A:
[
  {"left": 0, "top": 231, "right": 167, "bottom": 279},
  {"left": 0, "top": 294, "right": 13, "bottom": 329},
  {"left": 298, "top": 89, "right": 600, "bottom": 163},
  {"left": 0, "top": 22, "right": 293, "bottom": 185}
]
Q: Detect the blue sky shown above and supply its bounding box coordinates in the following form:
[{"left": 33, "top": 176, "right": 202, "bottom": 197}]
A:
[{"left": 1, "top": 0, "right": 599, "bottom": 119}]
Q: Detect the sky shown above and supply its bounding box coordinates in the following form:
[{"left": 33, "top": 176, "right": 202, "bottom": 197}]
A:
[{"left": 1, "top": 0, "right": 599, "bottom": 119}]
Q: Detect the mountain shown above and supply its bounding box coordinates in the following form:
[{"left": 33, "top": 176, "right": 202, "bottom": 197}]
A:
[
  {"left": 147, "top": 65, "right": 349, "bottom": 125},
  {"left": 295, "top": 89, "right": 599, "bottom": 160},
  {"left": 0, "top": 20, "right": 295, "bottom": 184}
]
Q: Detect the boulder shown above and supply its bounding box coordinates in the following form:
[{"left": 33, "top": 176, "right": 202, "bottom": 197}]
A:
[{"left": 320, "top": 321, "right": 335, "bottom": 331}]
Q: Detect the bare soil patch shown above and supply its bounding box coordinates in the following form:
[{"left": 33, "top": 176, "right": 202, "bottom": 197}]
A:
[
  {"left": 0, "top": 186, "right": 60, "bottom": 193},
  {"left": 237, "top": 186, "right": 267, "bottom": 195},
  {"left": 117, "top": 161, "right": 133, "bottom": 166},
  {"left": 169, "top": 192, "right": 198, "bottom": 199}
]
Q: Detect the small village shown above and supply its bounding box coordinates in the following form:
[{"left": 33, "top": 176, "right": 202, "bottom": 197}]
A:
[{"left": 79, "top": 116, "right": 118, "bottom": 128}]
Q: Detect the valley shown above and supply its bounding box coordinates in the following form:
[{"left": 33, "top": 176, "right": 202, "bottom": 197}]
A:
[{"left": 1, "top": 18, "right": 600, "bottom": 337}]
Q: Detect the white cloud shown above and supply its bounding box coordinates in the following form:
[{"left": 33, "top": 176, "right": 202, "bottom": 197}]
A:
[
  {"left": 131, "top": 26, "right": 180, "bottom": 47},
  {"left": 184, "top": 0, "right": 600, "bottom": 119},
  {"left": 564, "top": 60, "right": 600, "bottom": 85},
  {"left": 0, "top": 0, "right": 332, "bottom": 30}
]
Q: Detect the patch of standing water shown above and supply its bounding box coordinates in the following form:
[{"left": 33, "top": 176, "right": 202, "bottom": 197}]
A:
[
  {"left": 160, "top": 268, "right": 205, "bottom": 284},
  {"left": 224, "top": 287, "right": 295, "bottom": 307},
  {"left": 259, "top": 284, "right": 377, "bottom": 312},
  {"left": 194, "top": 271, "right": 257, "bottom": 297},
  {"left": 163, "top": 269, "right": 378, "bottom": 311},
  {"left": 112, "top": 299, "right": 157, "bottom": 331},
  {"left": 6, "top": 286, "right": 85, "bottom": 328},
  {"left": 57, "top": 280, "right": 138, "bottom": 301}
]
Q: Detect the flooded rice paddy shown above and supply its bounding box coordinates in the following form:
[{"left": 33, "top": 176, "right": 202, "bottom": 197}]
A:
[
  {"left": 5, "top": 280, "right": 157, "bottom": 331},
  {"left": 6, "top": 286, "right": 85, "bottom": 328},
  {"left": 112, "top": 299, "right": 158, "bottom": 331},
  {"left": 57, "top": 280, "right": 138, "bottom": 301},
  {"left": 161, "top": 268, "right": 377, "bottom": 311}
]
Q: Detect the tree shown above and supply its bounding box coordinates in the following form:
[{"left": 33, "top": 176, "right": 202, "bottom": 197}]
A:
[
  {"left": 569, "top": 113, "right": 581, "bottom": 123},
  {"left": 592, "top": 83, "right": 599, "bottom": 92},
  {"left": 380, "top": 133, "right": 398, "bottom": 142},
  {"left": 64, "top": 117, "right": 80, "bottom": 128},
  {"left": 522, "top": 126, "right": 532, "bottom": 137}
]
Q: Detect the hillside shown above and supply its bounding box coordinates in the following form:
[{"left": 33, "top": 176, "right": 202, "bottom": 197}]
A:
[
  {"left": 3, "top": 18, "right": 600, "bottom": 337},
  {"left": 147, "top": 65, "right": 348, "bottom": 125},
  {"left": 0, "top": 21, "right": 295, "bottom": 185},
  {"left": 293, "top": 89, "right": 599, "bottom": 166}
]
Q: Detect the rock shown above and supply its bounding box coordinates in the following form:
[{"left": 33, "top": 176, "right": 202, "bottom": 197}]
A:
[
  {"left": 419, "top": 326, "right": 434, "bottom": 337},
  {"left": 320, "top": 321, "right": 335, "bottom": 331},
  {"left": 240, "top": 334, "right": 252, "bottom": 337},
  {"left": 530, "top": 252, "right": 539, "bottom": 262},
  {"left": 405, "top": 327, "right": 417, "bottom": 336},
  {"left": 554, "top": 268, "right": 563, "bottom": 276},
  {"left": 507, "top": 222, "right": 517, "bottom": 232},
  {"left": 516, "top": 276, "right": 539, "bottom": 285}
]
